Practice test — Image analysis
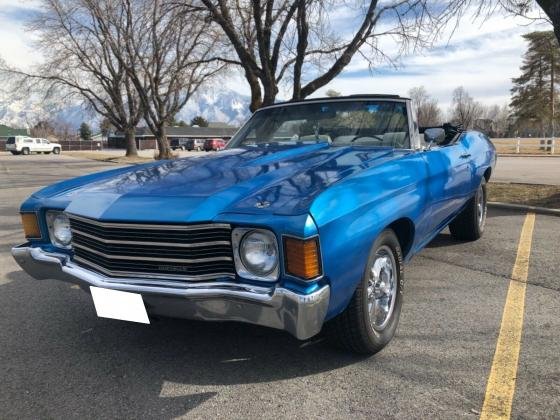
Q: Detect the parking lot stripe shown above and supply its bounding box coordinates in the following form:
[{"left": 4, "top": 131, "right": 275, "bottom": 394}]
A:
[{"left": 480, "top": 213, "right": 535, "bottom": 420}]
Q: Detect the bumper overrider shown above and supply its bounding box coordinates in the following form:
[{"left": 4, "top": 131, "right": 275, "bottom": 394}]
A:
[{"left": 11, "top": 244, "right": 330, "bottom": 340}]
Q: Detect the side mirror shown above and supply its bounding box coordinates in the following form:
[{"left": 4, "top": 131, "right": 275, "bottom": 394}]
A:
[{"left": 424, "top": 128, "right": 446, "bottom": 145}]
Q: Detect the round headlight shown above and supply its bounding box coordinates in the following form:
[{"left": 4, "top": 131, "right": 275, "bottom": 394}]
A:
[
  {"left": 53, "top": 214, "right": 72, "bottom": 245},
  {"left": 46, "top": 211, "right": 72, "bottom": 248},
  {"left": 239, "top": 230, "right": 278, "bottom": 276}
]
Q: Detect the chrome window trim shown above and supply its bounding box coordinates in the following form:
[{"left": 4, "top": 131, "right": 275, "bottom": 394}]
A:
[
  {"left": 256, "top": 97, "right": 408, "bottom": 111},
  {"left": 228, "top": 97, "right": 414, "bottom": 151}
]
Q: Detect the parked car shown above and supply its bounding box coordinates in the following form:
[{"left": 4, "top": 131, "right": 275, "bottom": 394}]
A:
[
  {"left": 169, "top": 138, "right": 189, "bottom": 151},
  {"left": 184, "top": 139, "right": 205, "bottom": 151},
  {"left": 204, "top": 138, "right": 226, "bottom": 151},
  {"left": 6, "top": 136, "right": 62, "bottom": 155},
  {"left": 12, "top": 95, "right": 495, "bottom": 354}
]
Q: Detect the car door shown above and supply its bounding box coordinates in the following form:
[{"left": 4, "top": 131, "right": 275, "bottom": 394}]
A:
[
  {"left": 42, "top": 139, "right": 51, "bottom": 152},
  {"left": 421, "top": 136, "right": 473, "bottom": 234},
  {"left": 33, "top": 138, "right": 43, "bottom": 152}
]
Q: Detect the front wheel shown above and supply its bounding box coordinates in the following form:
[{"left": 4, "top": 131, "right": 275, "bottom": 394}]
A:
[
  {"left": 449, "top": 179, "right": 487, "bottom": 241},
  {"left": 325, "top": 229, "right": 404, "bottom": 354},
  {"left": 52, "top": 147, "right": 61, "bottom": 155}
]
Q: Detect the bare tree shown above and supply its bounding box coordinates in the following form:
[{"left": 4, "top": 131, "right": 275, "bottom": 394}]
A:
[
  {"left": 408, "top": 86, "right": 442, "bottom": 127},
  {"left": 30, "top": 120, "right": 57, "bottom": 139},
  {"left": 0, "top": 0, "right": 145, "bottom": 157},
  {"left": 191, "top": 1, "right": 459, "bottom": 111},
  {"left": 483, "top": 103, "right": 511, "bottom": 137},
  {"left": 100, "top": 0, "right": 225, "bottom": 159},
  {"left": 446, "top": 1, "right": 557, "bottom": 42},
  {"left": 450, "top": 86, "right": 484, "bottom": 129},
  {"left": 535, "top": 1, "right": 560, "bottom": 43}
]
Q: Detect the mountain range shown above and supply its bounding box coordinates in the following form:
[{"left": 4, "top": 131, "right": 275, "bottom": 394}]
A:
[{"left": 0, "top": 88, "right": 252, "bottom": 130}]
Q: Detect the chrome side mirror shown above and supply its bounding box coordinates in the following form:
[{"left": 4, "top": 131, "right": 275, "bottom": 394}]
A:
[{"left": 424, "top": 128, "right": 446, "bottom": 147}]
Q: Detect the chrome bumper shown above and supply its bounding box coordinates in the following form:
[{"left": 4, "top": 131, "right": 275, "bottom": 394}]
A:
[{"left": 11, "top": 245, "right": 330, "bottom": 340}]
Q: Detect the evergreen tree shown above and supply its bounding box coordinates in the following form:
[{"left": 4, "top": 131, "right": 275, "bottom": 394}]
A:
[
  {"left": 190, "top": 116, "right": 209, "bottom": 127},
  {"left": 79, "top": 122, "right": 92, "bottom": 141},
  {"left": 99, "top": 118, "right": 112, "bottom": 137},
  {"left": 511, "top": 31, "right": 560, "bottom": 136}
]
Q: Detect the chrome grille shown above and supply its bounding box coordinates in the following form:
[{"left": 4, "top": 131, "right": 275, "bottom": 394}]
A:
[{"left": 68, "top": 214, "right": 235, "bottom": 281}]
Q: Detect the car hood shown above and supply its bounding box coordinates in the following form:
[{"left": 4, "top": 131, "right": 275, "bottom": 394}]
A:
[{"left": 37, "top": 143, "right": 402, "bottom": 222}]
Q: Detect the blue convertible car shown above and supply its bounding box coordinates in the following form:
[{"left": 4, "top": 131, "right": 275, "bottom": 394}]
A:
[{"left": 12, "top": 95, "right": 496, "bottom": 354}]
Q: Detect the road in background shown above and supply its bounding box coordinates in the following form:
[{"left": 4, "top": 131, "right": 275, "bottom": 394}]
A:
[
  {"left": 494, "top": 156, "right": 560, "bottom": 185},
  {"left": 0, "top": 154, "right": 559, "bottom": 418}
]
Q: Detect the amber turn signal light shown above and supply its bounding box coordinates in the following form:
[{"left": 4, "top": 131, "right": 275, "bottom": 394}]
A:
[
  {"left": 21, "top": 213, "right": 41, "bottom": 239},
  {"left": 284, "top": 237, "right": 322, "bottom": 280}
]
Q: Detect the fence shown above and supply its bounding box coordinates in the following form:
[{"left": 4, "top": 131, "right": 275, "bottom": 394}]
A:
[
  {"left": 1, "top": 137, "right": 556, "bottom": 154},
  {"left": 491, "top": 138, "right": 557, "bottom": 155}
]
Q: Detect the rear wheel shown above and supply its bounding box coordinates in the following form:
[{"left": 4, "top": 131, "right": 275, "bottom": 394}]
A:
[
  {"left": 21, "top": 148, "right": 30, "bottom": 155},
  {"left": 325, "top": 229, "right": 404, "bottom": 354},
  {"left": 52, "top": 147, "right": 61, "bottom": 155},
  {"left": 449, "top": 179, "right": 487, "bottom": 241}
]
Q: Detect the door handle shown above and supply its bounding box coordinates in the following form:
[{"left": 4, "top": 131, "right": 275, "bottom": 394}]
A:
[{"left": 460, "top": 153, "right": 471, "bottom": 159}]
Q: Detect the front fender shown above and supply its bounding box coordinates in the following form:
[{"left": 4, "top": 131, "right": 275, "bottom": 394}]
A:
[{"left": 310, "top": 152, "right": 428, "bottom": 319}]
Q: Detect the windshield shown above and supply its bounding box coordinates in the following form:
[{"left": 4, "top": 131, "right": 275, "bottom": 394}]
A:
[{"left": 228, "top": 100, "right": 410, "bottom": 149}]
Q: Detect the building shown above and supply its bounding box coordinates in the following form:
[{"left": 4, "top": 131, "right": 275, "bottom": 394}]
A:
[
  {"left": 108, "top": 125, "right": 239, "bottom": 150},
  {"left": 0, "top": 124, "right": 29, "bottom": 140}
]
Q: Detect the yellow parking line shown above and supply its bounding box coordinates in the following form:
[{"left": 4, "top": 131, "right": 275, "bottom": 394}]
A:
[{"left": 480, "top": 213, "right": 535, "bottom": 420}]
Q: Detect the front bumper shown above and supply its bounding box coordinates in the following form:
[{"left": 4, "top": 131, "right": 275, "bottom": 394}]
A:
[{"left": 11, "top": 244, "right": 330, "bottom": 340}]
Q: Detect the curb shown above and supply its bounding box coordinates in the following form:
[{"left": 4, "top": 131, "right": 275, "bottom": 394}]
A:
[{"left": 488, "top": 202, "right": 560, "bottom": 216}]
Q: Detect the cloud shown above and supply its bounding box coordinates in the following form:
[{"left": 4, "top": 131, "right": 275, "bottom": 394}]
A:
[
  {"left": 0, "top": 2, "right": 554, "bottom": 112},
  {"left": 0, "top": 1, "right": 40, "bottom": 68},
  {"left": 317, "top": 11, "right": 553, "bottom": 109}
]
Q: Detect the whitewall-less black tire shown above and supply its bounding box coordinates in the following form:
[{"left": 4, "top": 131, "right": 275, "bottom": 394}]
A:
[
  {"left": 325, "top": 229, "right": 404, "bottom": 354},
  {"left": 449, "top": 178, "right": 487, "bottom": 241}
]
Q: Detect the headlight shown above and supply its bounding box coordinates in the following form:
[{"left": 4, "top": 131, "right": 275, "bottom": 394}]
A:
[
  {"left": 232, "top": 228, "right": 279, "bottom": 281},
  {"left": 46, "top": 211, "right": 72, "bottom": 248}
]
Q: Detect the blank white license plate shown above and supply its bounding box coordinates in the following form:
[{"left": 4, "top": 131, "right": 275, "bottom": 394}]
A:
[{"left": 90, "top": 286, "right": 150, "bottom": 324}]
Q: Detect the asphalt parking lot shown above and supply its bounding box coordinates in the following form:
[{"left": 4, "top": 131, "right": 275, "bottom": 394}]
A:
[{"left": 0, "top": 154, "right": 558, "bottom": 419}]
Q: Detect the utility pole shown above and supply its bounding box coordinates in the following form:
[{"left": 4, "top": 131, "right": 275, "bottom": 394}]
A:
[{"left": 551, "top": 37, "right": 556, "bottom": 154}]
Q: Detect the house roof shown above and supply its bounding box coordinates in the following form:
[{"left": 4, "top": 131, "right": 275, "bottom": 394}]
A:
[
  {"left": 0, "top": 124, "right": 28, "bottom": 138},
  {"left": 111, "top": 125, "right": 238, "bottom": 138}
]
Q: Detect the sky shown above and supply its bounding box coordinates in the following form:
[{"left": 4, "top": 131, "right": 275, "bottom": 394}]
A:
[{"left": 0, "top": 1, "right": 553, "bottom": 112}]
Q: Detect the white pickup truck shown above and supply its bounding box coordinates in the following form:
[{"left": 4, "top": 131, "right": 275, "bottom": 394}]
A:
[{"left": 6, "top": 136, "right": 62, "bottom": 155}]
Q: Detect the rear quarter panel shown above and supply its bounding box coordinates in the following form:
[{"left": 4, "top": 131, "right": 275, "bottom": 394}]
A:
[{"left": 462, "top": 131, "right": 497, "bottom": 191}]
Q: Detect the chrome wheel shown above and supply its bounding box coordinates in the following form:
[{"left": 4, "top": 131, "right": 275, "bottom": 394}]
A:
[
  {"left": 367, "top": 246, "right": 397, "bottom": 331},
  {"left": 477, "top": 184, "right": 486, "bottom": 229}
]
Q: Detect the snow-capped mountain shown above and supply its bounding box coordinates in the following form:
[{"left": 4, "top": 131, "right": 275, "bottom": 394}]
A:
[
  {"left": 177, "top": 89, "right": 251, "bottom": 126},
  {"left": 0, "top": 88, "right": 252, "bottom": 129}
]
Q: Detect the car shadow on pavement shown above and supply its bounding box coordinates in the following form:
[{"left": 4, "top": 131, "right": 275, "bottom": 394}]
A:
[{"left": 1, "top": 270, "right": 366, "bottom": 418}]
